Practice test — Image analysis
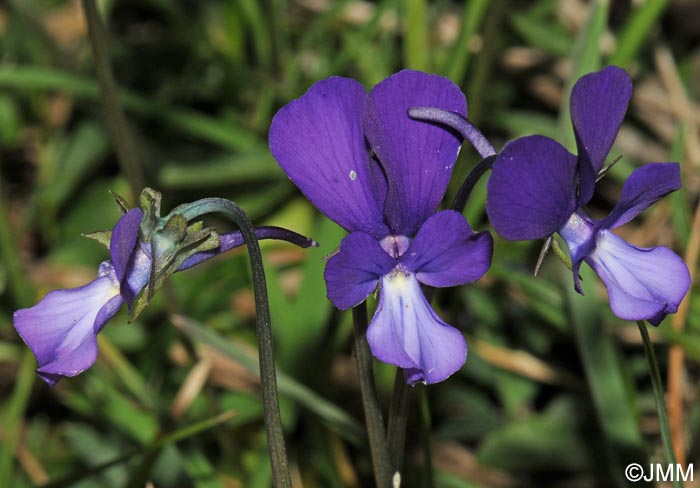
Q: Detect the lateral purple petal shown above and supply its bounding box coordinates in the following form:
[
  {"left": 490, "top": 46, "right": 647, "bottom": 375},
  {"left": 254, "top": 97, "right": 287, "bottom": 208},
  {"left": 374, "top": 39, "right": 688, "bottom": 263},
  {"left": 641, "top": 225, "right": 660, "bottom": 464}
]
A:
[
  {"left": 571, "top": 66, "right": 632, "bottom": 203},
  {"left": 178, "top": 226, "right": 318, "bottom": 271},
  {"left": 600, "top": 163, "right": 682, "bottom": 230},
  {"left": 487, "top": 135, "right": 579, "bottom": 240},
  {"left": 401, "top": 210, "right": 493, "bottom": 287},
  {"left": 269, "top": 77, "right": 388, "bottom": 237},
  {"left": 586, "top": 230, "right": 691, "bottom": 325},
  {"left": 110, "top": 208, "right": 143, "bottom": 282},
  {"left": 365, "top": 70, "right": 467, "bottom": 235},
  {"left": 324, "top": 232, "right": 396, "bottom": 310},
  {"left": 366, "top": 272, "right": 467, "bottom": 385},
  {"left": 13, "top": 262, "right": 123, "bottom": 386}
]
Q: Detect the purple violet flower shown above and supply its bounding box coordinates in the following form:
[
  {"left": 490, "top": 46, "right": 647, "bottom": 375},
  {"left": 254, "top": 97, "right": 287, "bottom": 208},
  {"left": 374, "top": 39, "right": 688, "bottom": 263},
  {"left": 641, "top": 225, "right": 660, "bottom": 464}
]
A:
[
  {"left": 486, "top": 66, "right": 691, "bottom": 325},
  {"left": 14, "top": 207, "right": 315, "bottom": 386},
  {"left": 269, "top": 70, "right": 493, "bottom": 384}
]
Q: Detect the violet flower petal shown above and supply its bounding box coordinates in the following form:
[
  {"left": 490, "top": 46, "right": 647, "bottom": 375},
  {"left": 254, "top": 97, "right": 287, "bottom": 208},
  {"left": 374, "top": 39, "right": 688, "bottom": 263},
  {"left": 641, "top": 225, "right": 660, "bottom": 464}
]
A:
[
  {"left": 570, "top": 66, "right": 632, "bottom": 204},
  {"left": 365, "top": 70, "right": 467, "bottom": 235},
  {"left": 600, "top": 163, "right": 682, "bottom": 230},
  {"left": 269, "top": 77, "right": 389, "bottom": 237},
  {"left": 586, "top": 230, "right": 691, "bottom": 325},
  {"left": 324, "top": 231, "right": 396, "bottom": 310},
  {"left": 401, "top": 210, "right": 493, "bottom": 287},
  {"left": 178, "top": 226, "right": 317, "bottom": 271},
  {"left": 366, "top": 272, "right": 467, "bottom": 385},
  {"left": 110, "top": 208, "right": 143, "bottom": 282},
  {"left": 13, "top": 261, "right": 123, "bottom": 386},
  {"left": 487, "top": 135, "right": 579, "bottom": 240}
]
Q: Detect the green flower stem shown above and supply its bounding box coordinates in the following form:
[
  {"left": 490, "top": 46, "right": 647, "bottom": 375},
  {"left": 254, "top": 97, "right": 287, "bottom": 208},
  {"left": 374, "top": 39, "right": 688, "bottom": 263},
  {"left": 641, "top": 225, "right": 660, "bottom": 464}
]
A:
[
  {"left": 175, "top": 198, "right": 292, "bottom": 487},
  {"left": 637, "top": 320, "right": 683, "bottom": 488},
  {"left": 418, "top": 387, "right": 434, "bottom": 488},
  {"left": 352, "top": 303, "right": 393, "bottom": 487},
  {"left": 82, "top": 0, "right": 144, "bottom": 198},
  {"left": 386, "top": 370, "right": 410, "bottom": 471}
]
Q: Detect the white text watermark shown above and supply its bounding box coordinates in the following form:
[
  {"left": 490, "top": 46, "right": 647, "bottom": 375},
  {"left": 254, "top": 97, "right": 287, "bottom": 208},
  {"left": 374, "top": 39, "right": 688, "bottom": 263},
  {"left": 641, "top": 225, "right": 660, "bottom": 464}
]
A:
[{"left": 625, "top": 463, "right": 694, "bottom": 483}]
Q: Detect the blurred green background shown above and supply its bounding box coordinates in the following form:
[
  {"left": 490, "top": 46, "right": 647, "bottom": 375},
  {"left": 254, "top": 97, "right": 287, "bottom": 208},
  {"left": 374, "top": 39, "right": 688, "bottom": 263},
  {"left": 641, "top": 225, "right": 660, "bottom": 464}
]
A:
[{"left": 0, "top": 0, "right": 698, "bottom": 486}]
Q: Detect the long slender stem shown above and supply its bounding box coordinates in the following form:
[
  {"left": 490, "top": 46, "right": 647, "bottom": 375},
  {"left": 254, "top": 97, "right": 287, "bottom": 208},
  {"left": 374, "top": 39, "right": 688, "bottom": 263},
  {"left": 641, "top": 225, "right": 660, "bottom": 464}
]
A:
[
  {"left": 418, "top": 387, "right": 434, "bottom": 488},
  {"left": 82, "top": 0, "right": 144, "bottom": 198},
  {"left": 179, "top": 198, "right": 291, "bottom": 487},
  {"left": 450, "top": 155, "right": 496, "bottom": 214},
  {"left": 352, "top": 303, "right": 393, "bottom": 487},
  {"left": 637, "top": 320, "right": 683, "bottom": 488},
  {"left": 386, "top": 370, "right": 410, "bottom": 471}
]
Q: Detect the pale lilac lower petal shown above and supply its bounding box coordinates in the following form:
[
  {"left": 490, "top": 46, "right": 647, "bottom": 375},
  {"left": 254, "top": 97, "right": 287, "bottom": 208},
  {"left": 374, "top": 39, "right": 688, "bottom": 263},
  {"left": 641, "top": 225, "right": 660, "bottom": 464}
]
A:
[
  {"left": 587, "top": 230, "right": 691, "bottom": 325},
  {"left": 366, "top": 271, "right": 467, "bottom": 385},
  {"left": 13, "top": 262, "right": 123, "bottom": 386},
  {"left": 401, "top": 210, "right": 492, "bottom": 287},
  {"left": 324, "top": 232, "right": 396, "bottom": 310}
]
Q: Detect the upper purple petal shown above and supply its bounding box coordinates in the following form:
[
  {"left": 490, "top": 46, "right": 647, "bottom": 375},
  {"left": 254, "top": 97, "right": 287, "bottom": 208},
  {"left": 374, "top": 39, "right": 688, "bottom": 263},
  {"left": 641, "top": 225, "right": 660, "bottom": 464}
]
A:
[
  {"left": 364, "top": 70, "right": 467, "bottom": 235},
  {"left": 13, "top": 262, "right": 123, "bottom": 386},
  {"left": 366, "top": 272, "right": 467, "bottom": 385},
  {"left": 570, "top": 66, "right": 632, "bottom": 204},
  {"left": 586, "top": 230, "right": 691, "bottom": 325},
  {"left": 400, "top": 210, "right": 492, "bottom": 287},
  {"left": 324, "top": 231, "right": 396, "bottom": 310},
  {"left": 487, "top": 135, "right": 579, "bottom": 240},
  {"left": 269, "top": 77, "right": 389, "bottom": 237},
  {"left": 110, "top": 208, "right": 143, "bottom": 282},
  {"left": 600, "top": 163, "right": 682, "bottom": 230}
]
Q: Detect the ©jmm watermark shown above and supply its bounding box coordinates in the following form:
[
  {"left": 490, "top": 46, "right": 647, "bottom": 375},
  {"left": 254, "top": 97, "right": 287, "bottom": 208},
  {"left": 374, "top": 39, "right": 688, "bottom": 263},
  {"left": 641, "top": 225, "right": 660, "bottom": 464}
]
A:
[{"left": 625, "top": 463, "right": 694, "bottom": 483}]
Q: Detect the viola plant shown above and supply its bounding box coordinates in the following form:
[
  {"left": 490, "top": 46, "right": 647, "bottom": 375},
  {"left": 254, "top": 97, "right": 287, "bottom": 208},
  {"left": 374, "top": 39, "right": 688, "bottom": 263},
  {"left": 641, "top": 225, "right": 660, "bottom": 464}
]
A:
[
  {"left": 13, "top": 188, "right": 316, "bottom": 386},
  {"left": 485, "top": 66, "right": 691, "bottom": 324},
  {"left": 269, "top": 70, "right": 493, "bottom": 384}
]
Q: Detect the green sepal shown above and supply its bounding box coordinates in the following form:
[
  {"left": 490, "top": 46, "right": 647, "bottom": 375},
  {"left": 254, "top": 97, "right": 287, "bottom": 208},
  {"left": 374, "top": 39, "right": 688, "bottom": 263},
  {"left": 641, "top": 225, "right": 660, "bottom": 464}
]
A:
[
  {"left": 82, "top": 230, "right": 112, "bottom": 249},
  {"left": 109, "top": 189, "right": 131, "bottom": 214},
  {"left": 129, "top": 220, "right": 221, "bottom": 321}
]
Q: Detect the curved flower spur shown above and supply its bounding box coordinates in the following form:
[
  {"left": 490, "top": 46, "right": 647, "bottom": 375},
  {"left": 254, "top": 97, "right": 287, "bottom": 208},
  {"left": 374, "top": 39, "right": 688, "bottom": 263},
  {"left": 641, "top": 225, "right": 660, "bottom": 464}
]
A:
[
  {"left": 485, "top": 66, "right": 691, "bottom": 325},
  {"left": 13, "top": 188, "right": 316, "bottom": 386},
  {"left": 269, "top": 70, "right": 493, "bottom": 385}
]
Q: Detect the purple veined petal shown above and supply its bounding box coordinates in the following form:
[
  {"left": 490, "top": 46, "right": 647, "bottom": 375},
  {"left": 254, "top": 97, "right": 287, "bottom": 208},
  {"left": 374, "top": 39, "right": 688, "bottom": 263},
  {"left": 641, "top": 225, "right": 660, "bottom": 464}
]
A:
[
  {"left": 13, "top": 261, "right": 124, "bottom": 386},
  {"left": 570, "top": 66, "right": 632, "bottom": 204},
  {"left": 600, "top": 163, "right": 682, "bottom": 230},
  {"left": 586, "top": 230, "right": 691, "bottom": 325},
  {"left": 400, "top": 210, "right": 493, "bottom": 287},
  {"left": 365, "top": 70, "right": 467, "bottom": 235},
  {"left": 323, "top": 231, "right": 396, "bottom": 310},
  {"left": 121, "top": 244, "right": 151, "bottom": 307},
  {"left": 366, "top": 271, "right": 467, "bottom": 385},
  {"left": 110, "top": 208, "right": 143, "bottom": 282},
  {"left": 178, "top": 226, "right": 318, "bottom": 271},
  {"left": 269, "top": 77, "right": 389, "bottom": 238},
  {"left": 486, "top": 135, "right": 579, "bottom": 240}
]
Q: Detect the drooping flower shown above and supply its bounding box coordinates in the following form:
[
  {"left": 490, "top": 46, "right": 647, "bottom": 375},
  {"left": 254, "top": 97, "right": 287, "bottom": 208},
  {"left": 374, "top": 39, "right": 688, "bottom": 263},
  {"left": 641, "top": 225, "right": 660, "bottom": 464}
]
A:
[
  {"left": 269, "top": 70, "right": 493, "bottom": 384},
  {"left": 485, "top": 66, "right": 691, "bottom": 325},
  {"left": 14, "top": 199, "right": 316, "bottom": 386}
]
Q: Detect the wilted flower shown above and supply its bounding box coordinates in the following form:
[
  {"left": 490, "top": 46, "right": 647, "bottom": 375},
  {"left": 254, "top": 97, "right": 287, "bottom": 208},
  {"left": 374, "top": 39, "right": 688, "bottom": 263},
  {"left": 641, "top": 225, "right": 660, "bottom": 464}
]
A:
[
  {"left": 14, "top": 193, "right": 316, "bottom": 386},
  {"left": 486, "top": 66, "right": 690, "bottom": 324},
  {"left": 270, "top": 70, "right": 492, "bottom": 384}
]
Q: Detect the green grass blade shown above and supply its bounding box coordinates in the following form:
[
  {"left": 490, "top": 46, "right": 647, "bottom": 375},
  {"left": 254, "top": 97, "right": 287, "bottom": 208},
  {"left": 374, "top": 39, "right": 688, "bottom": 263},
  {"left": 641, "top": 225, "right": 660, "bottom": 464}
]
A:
[
  {"left": 609, "top": 0, "right": 669, "bottom": 68},
  {"left": 443, "top": 0, "right": 489, "bottom": 83},
  {"left": 565, "top": 266, "right": 651, "bottom": 487},
  {"left": 558, "top": 0, "right": 609, "bottom": 149},
  {"left": 403, "top": 0, "right": 429, "bottom": 71}
]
